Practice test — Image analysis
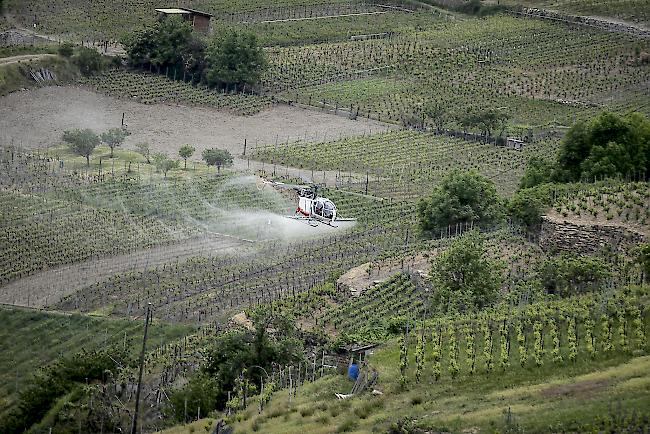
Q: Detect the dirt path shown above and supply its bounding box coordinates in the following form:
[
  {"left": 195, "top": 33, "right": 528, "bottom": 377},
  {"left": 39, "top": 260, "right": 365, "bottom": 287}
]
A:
[
  {"left": 0, "top": 53, "right": 56, "bottom": 66},
  {"left": 0, "top": 86, "right": 392, "bottom": 158},
  {"left": 0, "top": 233, "right": 253, "bottom": 309}
]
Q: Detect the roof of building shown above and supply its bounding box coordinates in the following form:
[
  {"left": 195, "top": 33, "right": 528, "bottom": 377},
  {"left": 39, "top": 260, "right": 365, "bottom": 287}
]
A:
[
  {"left": 155, "top": 8, "right": 190, "bottom": 14},
  {"left": 182, "top": 8, "right": 214, "bottom": 17},
  {"left": 155, "top": 7, "right": 213, "bottom": 17}
]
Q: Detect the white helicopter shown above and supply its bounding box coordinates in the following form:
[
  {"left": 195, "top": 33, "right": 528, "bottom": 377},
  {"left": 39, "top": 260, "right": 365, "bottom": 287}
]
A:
[{"left": 258, "top": 178, "right": 356, "bottom": 228}]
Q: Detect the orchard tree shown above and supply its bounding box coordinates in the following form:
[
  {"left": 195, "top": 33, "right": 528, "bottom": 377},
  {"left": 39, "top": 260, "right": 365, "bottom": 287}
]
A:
[
  {"left": 206, "top": 30, "right": 267, "bottom": 89},
  {"left": 202, "top": 148, "right": 233, "bottom": 174},
  {"left": 430, "top": 231, "right": 504, "bottom": 313},
  {"left": 152, "top": 152, "right": 179, "bottom": 178},
  {"left": 100, "top": 128, "right": 129, "bottom": 158},
  {"left": 418, "top": 170, "right": 503, "bottom": 232},
  {"left": 179, "top": 144, "right": 195, "bottom": 169},
  {"left": 62, "top": 129, "right": 100, "bottom": 166},
  {"left": 135, "top": 142, "right": 151, "bottom": 163}
]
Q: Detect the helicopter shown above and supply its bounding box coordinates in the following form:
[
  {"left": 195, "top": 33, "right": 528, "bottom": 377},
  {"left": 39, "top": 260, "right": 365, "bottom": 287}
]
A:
[{"left": 258, "top": 178, "right": 356, "bottom": 228}]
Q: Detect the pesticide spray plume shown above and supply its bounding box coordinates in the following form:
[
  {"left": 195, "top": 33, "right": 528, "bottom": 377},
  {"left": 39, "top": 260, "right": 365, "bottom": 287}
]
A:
[{"left": 182, "top": 175, "right": 356, "bottom": 242}]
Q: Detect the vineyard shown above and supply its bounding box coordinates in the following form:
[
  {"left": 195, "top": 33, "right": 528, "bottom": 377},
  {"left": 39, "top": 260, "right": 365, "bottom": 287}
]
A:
[
  {"left": 267, "top": 15, "right": 649, "bottom": 127},
  {"left": 252, "top": 130, "right": 560, "bottom": 197},
  {"left": 549, "top": 181, "right": 650, "bottom": 232},
  {"left": 81, "top": 69, "right": 274, "bottom": 115},
  {"left": 2, "top": 0, "right": 650, "bottom": 432},
  {"left": 0, "top": 306, "right": 193, "bottom": 410},
  {"left": 227, "top": 288, "right": 650, "bottom": 433},
  {"left": 501, "top": 0, "right": 650, "bottom": 26}
]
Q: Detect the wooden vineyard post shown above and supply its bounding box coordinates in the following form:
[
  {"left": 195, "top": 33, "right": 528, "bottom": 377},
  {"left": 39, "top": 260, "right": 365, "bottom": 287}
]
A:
[
  {"left": 131, "top": 303, "right": 152, "bottom": 434},
  {"left": 321, "top": 351, "right": 325, "bottom": 377}
]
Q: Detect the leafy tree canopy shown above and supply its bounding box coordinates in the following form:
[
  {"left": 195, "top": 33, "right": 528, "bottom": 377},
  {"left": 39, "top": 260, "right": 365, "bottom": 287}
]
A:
[
  {"left": 62, "top": 129, "right": 100, "bottom": 166},
  {"left": 73, "top": 47, "right": 105, "bottom": 76},
  {"left": 519, "top": 156, "right": 555, "bottom": 190},
  {"left": 100, "top": 128, "right": 129, "bottom": 158},
  {"left": 418, "top": 170, "right": 503, "bottom": 232},
  {"left": 430, "top": 231, "right": 504, "bottom": 313},
  {"left": 206, "top": 30, "right": 267, "bottom": 89},
  {"left": 202, "top": 148, "right": 233, "bottom": 173},
  {"left": 556, "top": 111, "right": 650, "bottom": 182},
  {"left": 122, "top": 17, "right": 205, "bottom": 76},
  {"left": 169, "top": 307, "right": 301, "bottom": 419}
]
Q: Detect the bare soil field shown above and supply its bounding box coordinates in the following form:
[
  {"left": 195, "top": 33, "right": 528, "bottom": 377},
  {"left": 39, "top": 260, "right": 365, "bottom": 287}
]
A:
[
  {"left": 0, "top": 233, "right": 252, "bottom": 309},
  {"left": 0, "top": 86, "right": 391, "bottom": 157}
]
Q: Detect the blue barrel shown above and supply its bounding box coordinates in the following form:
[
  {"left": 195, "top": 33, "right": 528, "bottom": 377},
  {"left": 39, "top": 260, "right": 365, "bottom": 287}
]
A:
[{"left": 348, "top": 363, "right": 359, "bottom": 381}]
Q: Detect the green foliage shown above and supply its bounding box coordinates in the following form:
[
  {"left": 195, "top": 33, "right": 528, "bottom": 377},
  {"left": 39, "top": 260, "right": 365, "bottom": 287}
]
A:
[
  {"left": 151, "top": 152, "right": 179, "bottom": 177},
  {"left": 202, "top": 148, "right": 233, "bottom": 173},
  {"left": 557, "top": 112, "right": 650, "bottom": 182},
  {"left": 0, "top": 346, "right": 131, "bottom": 434},
  {"left": 539, "top": 253, "right": 611, "bottom": 297},
  {"left": 636, "top": 243, "right": 650, "bottom": 283},
  {"left": 100, "top": 127, "right": 129, "bottom": 158},
  {"left": 179, "top": 144, "right": 195, "bottom": 169},
  {"left": 430, "top": 231, "right": 504, "bottom": 312},
  {"left": 122, "top": 17, "right": 204, "bottom": 77},
  {"left": 171, "top": 306, "right": 302, "bottom": 419},
  {"left": 135, "top": 142, "right": 151, "bottom": 163},
  {"left": 418, "top": 170, "right": 503, "bottom": 232},
  {"left": 456, "top": 107, "right": 510, "bottom": 140},
  {"left": 453, "top": 0, "right": 505, "bottom": 16},
  {"left": 73, "top": 47, "right": 105, "bottom": 76},
  {"left": 57, "top": 42, "right": 74, "bottom": 57},
  {"left": 62, "top": 129, "right": 100, "bottom": 166},
  {"left": 206, "top": 30, "right": 268, "bottom": 89},
  {"left": 519, "top": 156, "right": 555, "bottom": 189}
]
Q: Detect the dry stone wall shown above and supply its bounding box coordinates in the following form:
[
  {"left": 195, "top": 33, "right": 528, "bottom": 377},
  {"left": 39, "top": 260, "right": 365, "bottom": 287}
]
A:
[{"left": 539, "top": 216, "right": 645, "bottom": 254}]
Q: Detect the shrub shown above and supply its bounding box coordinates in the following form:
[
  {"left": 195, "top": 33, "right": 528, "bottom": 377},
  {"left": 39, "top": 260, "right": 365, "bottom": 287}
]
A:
[{"left": 58, "top": 42, "right": 74, "bottom": 57}]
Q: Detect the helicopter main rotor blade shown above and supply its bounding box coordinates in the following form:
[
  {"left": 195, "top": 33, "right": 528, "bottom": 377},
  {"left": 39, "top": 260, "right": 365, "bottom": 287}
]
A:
[{"left": 260, "top": 178, "right": 309, "bottom": 191}]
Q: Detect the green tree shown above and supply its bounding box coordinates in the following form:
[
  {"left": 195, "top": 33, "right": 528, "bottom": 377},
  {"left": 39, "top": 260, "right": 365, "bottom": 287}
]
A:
[
  {"left": 170, "top": 306, "right": 301, "bottom": 419},
  {"left": 430, "top": 231, "right": 503, "bottom": 312},
  {"left": 519, "top": 156, "right": 554, "bottom": 189},
  {"left": 202, "top": 148, "right": 233, "bottom": 174},
  {"left": 58, "top": 42, "right": 74, "bottom": 57},
  {"left": 100, "top": 128, "right": 129, "bottom": 158},
  {"left": 455, "top": 107, "right": 509, "bottom": 141},
  {"left": 135, "top": 142, "right": 151, "bottom": 163},
  {"left": 178, "top": 144, "right": 195, "bottom": 169},
  {"left": 557, "top": 112, "right": 650, "bottom": 182},
  {"left": 474, "top": 107, "right": 509, "bottom": 141},
  {"left": 73, "top": 47, "right": 105, "bottom": 76},
  {"left": 418, "top": 170, "right": 503, "bottom": 232},
  {"left": 206, "top": 30, "right": 267, "bottom": 89},
  {"left": 62, "top": 129, "right": 100, "bottom": 166},
  {"left": 122, "top": 17, "right": 205, "bottom": 78},
  {"left": 152, "top": 153, "right": 179, "bottom": 178}
]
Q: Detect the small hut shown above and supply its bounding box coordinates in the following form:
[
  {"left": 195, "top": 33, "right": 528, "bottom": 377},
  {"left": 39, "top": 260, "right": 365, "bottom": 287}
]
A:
[{"left": 155, "top": 8, "right": 213, "bottom": 33}]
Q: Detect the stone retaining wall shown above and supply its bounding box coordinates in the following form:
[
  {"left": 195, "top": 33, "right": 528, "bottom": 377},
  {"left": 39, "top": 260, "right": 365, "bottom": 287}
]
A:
[{"left": 539, "top": 216, "right": 645, "bottom": 254}]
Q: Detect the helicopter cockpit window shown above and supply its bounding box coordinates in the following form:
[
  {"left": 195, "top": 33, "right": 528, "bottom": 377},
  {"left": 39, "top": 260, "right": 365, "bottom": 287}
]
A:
[
  {"left": 314, "top": 200, "right": 324, "bottom": 216},
  {"left": 323, "top": 200, "right": 335, "bottom": 219}
]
